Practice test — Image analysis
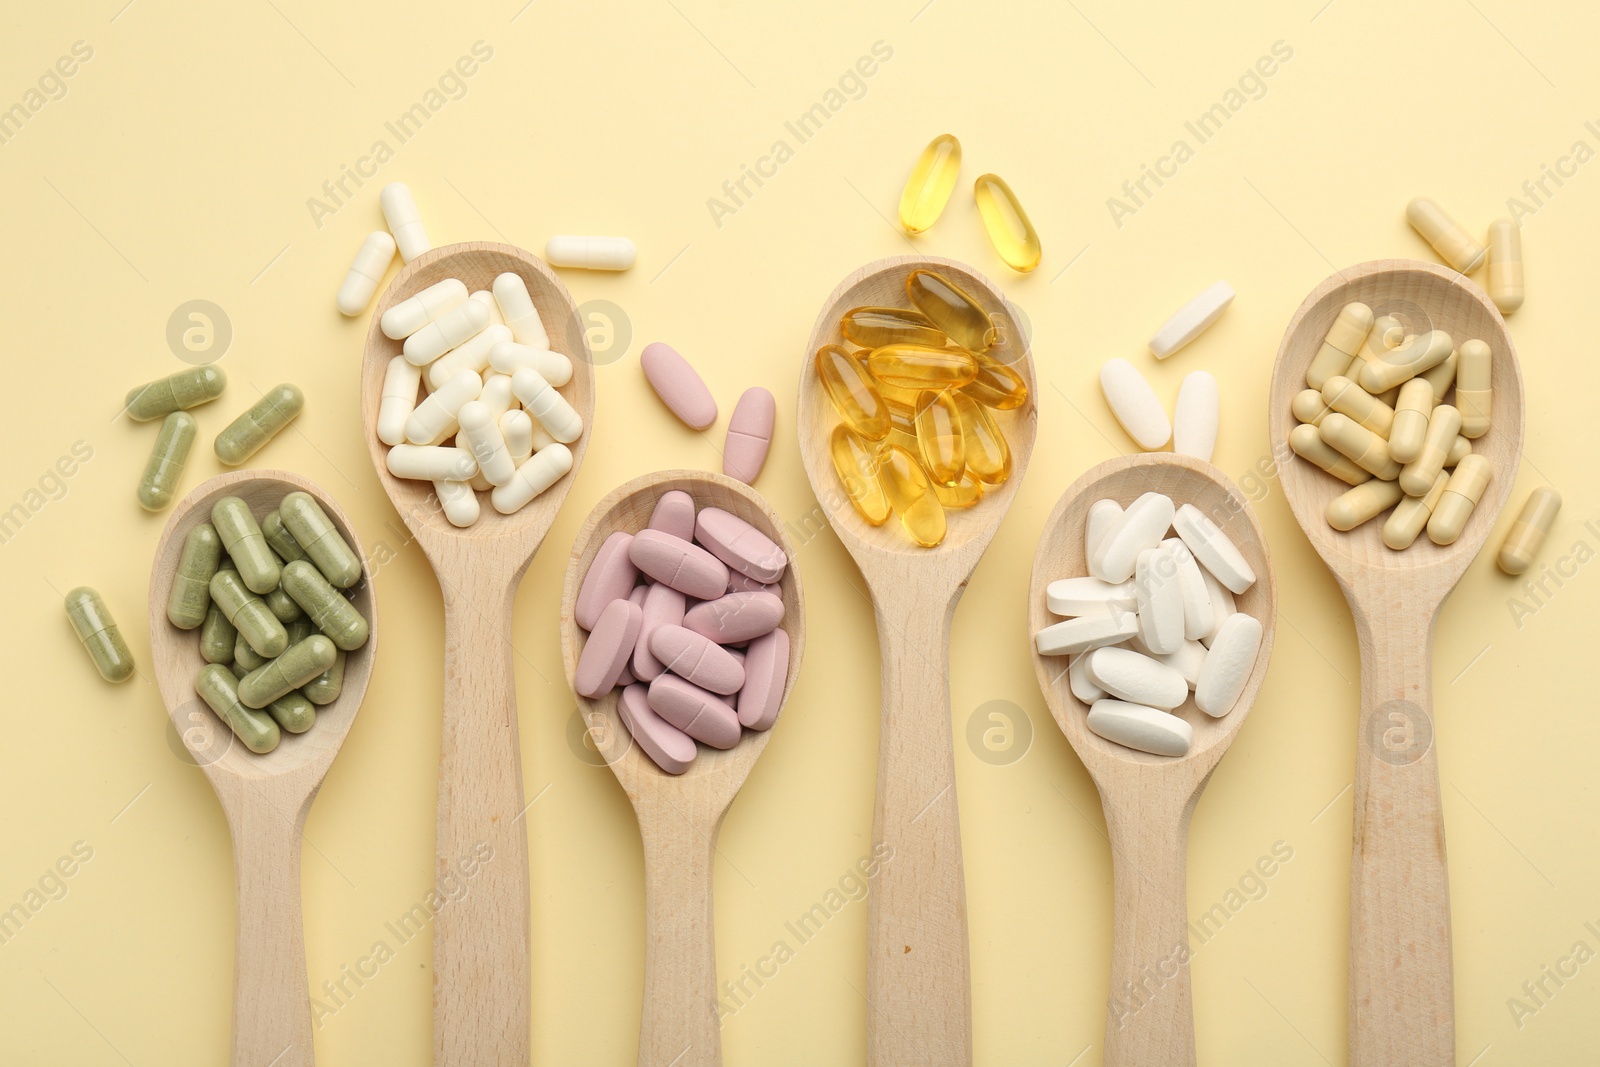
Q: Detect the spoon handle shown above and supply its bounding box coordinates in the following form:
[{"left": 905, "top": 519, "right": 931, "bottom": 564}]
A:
[
  {"left": 866, "top": 604, "right": 972, "bottom": 1067},
  {"left": 434, "top": 575, "right": 532, "bottom": 1065},
  {"left": 1349, "top": 616, "right": 1453, "bottom": 1065},
  {"left": 637, "top": 812, "right": 721, "bottom": 1067}
]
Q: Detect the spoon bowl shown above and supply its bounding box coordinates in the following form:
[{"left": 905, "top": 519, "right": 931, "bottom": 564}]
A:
[{"left": 149, "top": 469, "right": 375, "bottom": 1067}]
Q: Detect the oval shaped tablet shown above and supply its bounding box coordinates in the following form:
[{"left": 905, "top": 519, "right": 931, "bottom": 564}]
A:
[
  {"left": 726, "top": 573, "right": 775, "bottom": 595},
  {"left": 693, "top": 508, "right": 786, "bottom": 583},
  {"left": 632, "top": 582, "right": 686, "bottom": 682},
  {"left": 1172, "top": 371, "right": 1219, "bottom": 461},
  {"left": 1148, "top": 280, "right": 1234, "bottom": 359},
  {"left": 723, "top": 387, "right": 775, "bottom": 484},
  {"left": 1046, "top": 576, "right": 1135, "bottom": 617},
  {"left": 618, "top": 683, "right": 697, "bottom": 774},
  {"left": 1086, "top": 699, "right": 1192, "bottom": 757},
  {"left": 648, "top": 490, "right": 697, "bottom": 542},
  {"left": 629, "top": 530, "right": 728, "bottom": 599},
  {"left": 575, "top": 532, "right": 638, "bottom": 631},
  {"left": 1195, "top": 612, "right": 1262, "bottom": 717},
  {"left": 1091, "top": 492, "right": 1175, "bottom": 585},
  {"left": 683, "top": 591, "right": 785, "bottom": 644},
  {"left": 1034, "top": 610, "right": 1140, "bottom": 657},
  {"left": 641, "top": 342, "right": 717, "bottom": 430},
  {"left": 575, "top": 599, "right": 644, "bottom": 698},
  {"left": 1085, "top": 499, "right": 1122, "bottom": 561},
  {"left": 648, "top": 624, "right": 745, "bottom": 695},
  {"left": 1173, "top": 503, "right": 1256, "bottom": 594},
  {"left": 1083, "top": 647, "right": 1187, "bottom": 711},
  {"left": 1100, "top": 358, "right": 1170, "bottom": 450},
  {"left": 1069, "top": 654, "right": 1105, "bottom": 704},
  {"left": 737, "top": 627, "right": 789, "bottom": 731},
  {"left": 1134, "top": 545, "right": 1185, "bottom": 656},
  {"left": 647, "top": 674, "right": 741, "bottom": 749}
]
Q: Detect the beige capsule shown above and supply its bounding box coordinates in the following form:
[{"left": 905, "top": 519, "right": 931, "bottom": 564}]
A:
[
  {"left": 1307, "top": 302, "right": 1374, "bottom": 389},
  {"left": 1456, "top": 338, "right": 1492, "bottom": 438},
  {"left": 1288, "top": 424, "right": 1371, "bottom": 486},
  {"left": 1406, "top": 196, "right": 1487, "bottom": 272},
  {"left": 1328, "top": 478, "right": 1405, "bottom": 532},
  {"left": 1291, "top": 388, "right": 1331, "bottom": 426},
  {"left": 1322, "top": 376, "right": 1394, "bottom": 437},
  {"left": 1400, "top": 404, "right": 1463, "bottom": 496},
  {"left": 1360, "top": 330, "right": 1453, "bottom": 393},
  {"left": 1498, "top": 487, "right": 1561, "bottom": 574},
  {"left": 1447, "top": 434, "right": 1472, "bottom": 467},
  {"left": 1347, "top": 314, "right": 1406, "bottom": 400},
  {"left": 1320, "top": 413, "right": 1402, "bottom": 480},
  {"left": 1383, "top": 470, "right": 1449, "bottom": 549},
  {"left": 1419, "top": 348, "right": 1458, "bottom": 404},
  {"left": 1388, "top": 379, "right": 1434, "bottom": 464},
  {"left": 1427, "top": 454, "right": 1493, "bottom": 545},
  {"left": 1486, "top": 218, "right": 1524, "bottom": 314}
]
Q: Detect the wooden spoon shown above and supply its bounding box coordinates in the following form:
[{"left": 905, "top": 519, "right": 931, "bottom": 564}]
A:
[
  {"left": 796, "top": 255, "right": 1037, "bottom": 1065},
  {"left": 559, "top": 470, "right": 805, "bottom": 1067},
  {"left": 359, "top": 241, "right": 595, "bottom": 1065},
  {"left": 1029, "top": 453, "right": 1276, "bottom": 1066},
  {"left": 149, "top": 470, "right": 376, "bottom": 1067},
  {"left": 1268, "top": 259, "right": 1523, "bottom": 1066}
]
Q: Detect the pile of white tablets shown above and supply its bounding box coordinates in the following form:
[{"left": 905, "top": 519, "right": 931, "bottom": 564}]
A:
[{"left": 1034, "top": 491, "right": 1262, "bottom": 758}]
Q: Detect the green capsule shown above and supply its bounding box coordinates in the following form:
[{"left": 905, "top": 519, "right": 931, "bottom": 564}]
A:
[
  {"left": 211, "top": 497, "right": 280, "bottom": 595},
  {"left": 267, "top": 691, "right": 317, "bottom": 734},
  {"left": 264, "top": 586, "right": 303, "bottom": 623},
  {"left": 215, "top": 384, "right": 304, "bottom": 466},
  {"left": 137, "top": 411, "right": 198, "bottom": 511},
  {"left": 301, "top": 649, "right": 346, "bottom": 705},
  {"left": 195, "top": 663, "right": 279, "bottom": 754},
  {"left": 167, "top": 522, "right": 221, "bottom": 630},
  {"left": 279, "top": 492, "right": 362, "bottom": 589},
  {"left": 238, "top": 634, "right": 337, "bottom": 709},
  {"left": 261, "top": 510, "right": 307, "bottom": 563},
  {"left": 209, "top": 568, "right": 287, "bottom": 657},
  {"left": 125, "top": 365, "right": 227, "bottom": 422},
  {"left": 281, "top": 560, "right": 368, "bottom": 651},
  {"left": 229, "top": 661, "right": 250, "bottom": 680},
  {"left": 283, "top": 616, "right": 315, "bottom": 646},
  {"left": 199, "top": 602, "right": 238, "bottom": 664},
  {"left": 65, "top": 587, "right": 134, "bottom": 683},
  {"left": 234, "top": 633, "right": 269, "bottom": 673}
]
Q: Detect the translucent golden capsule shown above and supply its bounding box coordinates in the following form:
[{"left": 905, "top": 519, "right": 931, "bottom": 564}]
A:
[
  {"left": 974, "top": 173, "right": 1041, "bottom": 273},
  {"left": 816, "top": 344, "right": 889, "bottom": 440},
  {"left": 953, "top": 393, "right": 1010, "bottom": 484},
  {"left": 898, "top": 134, "right": 961, "bottom": 235},
  {"left": 933, "top": 471, "right": 984, "bottom": 509},
  {"left": 840, "top": 306, "right": 946, "bottom": 348},
  {"left": 884, "top": 399, "right": 920, "bottom": 453},
  {"left": 906, "top": 269, "right": 995, "bottom": 352},
  {"left": 879, "top": 444, "right": 946, "bottom": 547},
  {"left": 913, "top": 390, "right": 965, "bottom": 488},
  {"left": 867, "top": 344, "right": 978, "bottom": 391},
  {"left": 961, "top": 350, "right": 1028, "bottom": 410},
  {"left": 829, "top": 425, "right": 891, "bottom": 526}
]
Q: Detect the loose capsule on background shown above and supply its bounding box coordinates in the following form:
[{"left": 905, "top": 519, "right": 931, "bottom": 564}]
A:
[
  {"left": 199, "top": 602, "right": 237, "bottom": 664},
  {"left": 868, "top": 344, "right": 979, "bottom": 391},
  {"left": 491, "top": 271, "right": 550, "bottom": 348},
  {"left": 1172, "top": 371, "right": 1219, "bottom": 461},
  {"left": 1388, "top": 379, "right": 1433, "bottom": 464},
  {"left": 196, "top": 663, "right": 280, "bottom": 753},
  {"left": 962, "top": 351, "right": 1029, "bottom": 410},
  {"left": 336, "top": 231, "right": 397, "bottom": 315},
  {"left": 879, "top": 444, "right": 945, "bottom": 547},
  {"left": 1498, "top": 487, "right": 1561, "bottom": 575},
  {"left": 973, "top": 173, "right": 1041, "bottom": 272},
  {"left": 488, "top": 341, "right": 573, "bottom": 387},
  {"left": 1406, "top": 196, "right": 1486, "bottom": 272},
  {"left": 491, "top": 444, "right": 573, "bottom": 514},
  {"left": 510, "top": 368, "right": 583, "bottom": 444},
  {"left": 209, "top": 568, "right": 287, "bottom": 657},
  {"left": 125, "top": 365, "right": 227, "bottom": 422},
  {"left": 1487, "top": 218, "right": 1524, "bottom": 314},
  {"left": 279, "top": 492, "right": 361, "bottom": 588},
  {"left": 167, "top": 522, "right": 222, "bottom": 630},
  {"left": 238, "top": 634, "right": 338, "bottom": 709},
  {"left": 905, "top": 269, "right": 994, "bottom": 352},
  {"left": 426, "top": 323, "right": 512, "bottom": 389},
  {"left": 1399, "top": 404, "right": 1462, "bottom": 496},
  {"left": 1427, "top": 454, "right": 1493, "bottom": 545},
  {"left": 641, "top": 342, "right": 717, "bottom": 430},
  {"left": 1322, "top": 376, "right": 1394, "bottom": 437},
  {"left": 1099, "top": 358, "right": 1171, "bottom": 451},
  {"left": 829, "top": 426, "right": 890, "bottom": 526},
  {"left": 898, "top": 133, "right": 961, "bottom": 234},
  {"left": 138, "top": 410, "right": 197, "bottom": 511},
  {"left": 403, "top": 300, "right": 491, "bottom": 366},
  {"left": 1320, "top": 413, "right": 1401, "bottom": 480},
  {"left": 724, "top": 387, "right": 776, "bottom": 484},
  {"left": 1306, "top": 302, "right": 1374, "bottom": 390},
  {"left": 406, "top": 370, "right": 482, "bottom": 446},
  {"left": 913, "top": 390, "right": 964, "bottom": 487},
  {"left": 65, "top": 587, "right": 134, "bottom": 683},
  {"left": 1291, "top": 389, "right": 1331, "bottom": 426},
  {"left": 1149, "top": 280, "right": 1235, "bottom": 360},
  {"left": 840, "top": 306, "right": 945, "bottom": 349},
  {"left": 1289, "top": 424, "right": 1371, "bottom": 486},
  {"left": 381, "top": 278, "right": 468, "bottom": 340},
  {"left": 280, "top": 560, "right": 368, "bottom": 651},
  {"left": 545, "top": 235, "right": 636, "bottom": 271},
  {"left": 1456, "top": 338, "right": 1492, "bottom": 438},
  {"left": 1383, "top": 471, "right": 1448, "bottom": 550},
  {"left": 215, "top": 384, "right": 304, "bottom": 465},
  {"left": 381, "top": 183, "right": 430, "bottom": 262},
  {"left": 1360, "top": 329, "right": 1453, "bottom": 394},
  {"left": 1327, "top": 478, "right": 1404, "bottom": 531}
]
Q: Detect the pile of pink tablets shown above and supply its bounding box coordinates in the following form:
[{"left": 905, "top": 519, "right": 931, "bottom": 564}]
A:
[{"left": 573, "top": 489, "right": 792, "bottom": 774}]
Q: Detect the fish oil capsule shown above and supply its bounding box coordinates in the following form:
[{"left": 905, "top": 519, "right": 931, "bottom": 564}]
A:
[
  {"left": 933, "top": 472, "right": 983, "bottom": 509},
  {"left": 210, "top": 568, "right": 287, "bottom": 657},
  {"left": 1487, "top": 219, "right": 1524, "bottom": 314},
  {"left": 426, "top": 324, "right": 511, "bottom": 389},
  {"left": 238, "top": 634, "right": 338, "bottom": 709},
  {"left": 962, "top": 351, "right": 1029, "bottom": 410},
  {"left": 281, "top": 560, "right": 368, "bottom": 651},
  {"left": 510, "top": 368, "right": 583, "bottom": 443},
  {"left": 491, "top": 443, "right": 573, "bottom": 514},
  {"left": 65, "top": 587, "right": 134, "bottom": 682},
  {"left": 212, "top": 497, "right": 280, "bottom": 594},
  {"left": 302, "top": 650, "right": 346, "bottom": 705},
  {"left": 906, "top": 269, "right": 995, "bottom": 352},
  {"left": 199, "top": 602, "right": 237, "bottom": 664},
  {"left": 913, "top": 390, "right": 964, "bottom": 487},
  {"left": 279, "top": 492, "right": 361, "bottom": 589},
  {"left": 489, "top": 341, "right": 573, "bottom": 386},
  {"left": 1292, "top": 389, "right": 1332, "bottom": 426},
  {"left": 1319, "top": 413, "right": 1401, "bottom": 480},
  {"left": 974, "top": 173, "right": 1042, "bottom": 272},
  {"left": 841, "top": 307, "right": 946, "bottom": 349},
  {"left": 1419, "top": 349, "right": 1457, "bottom": 404},
  {"left": 125, "top": 365, "right": 227, "bottom": 421},
  {"left": 337, "top": 231, "right": 397, "bottom": 315},
  {"left": 816, "top": 345, "right": 890, "bottom": 439},
  {"left": 879, "top": 444, "right": 945, "bottom": 547},
  {"left": 491, "top": 272, "right": 549, "bottom": 348},
  {"left": 1407, "top": 196, "right": 1486, "bottom": 272},
  {"left": 1327, "top": 478, "right": 1405, "bottom": 531},
  {"left": 898, "top": 133, "right": 961, "bottom": 234},
  {"left": 1289, "top": 424, "right": 1372, "bottom": 486},
  {"left": 1388, "top": 379, "right": 1434, "bottom": 463},
  {"left": 1427, "top": 454, "right": 1493, "bottom": 545},
  {"left": 829, "top": 426, "right": 891, "bottom": 526},
  {"left": 167, "top": 522, "right": 222, "bottom": 630},
  {"left": 545, "top": 235, "right": 636, "bottom": 271},
  {"left": 406, "top": 369, "right": 481, "bottom": 445},
  {"left": 1498, "top": 487, "right": 1561, "bottom": 574},
  {"left": 196, "top": 663, "right": 280, "bottom": 753},
  {"left": 1399, "top": 404, "right": 1463, "bottom": 495},
  {"left": 1306, "top": 303, "right": 1374, "bottom": 390},
  {"left": 1383, "top": 471, "right": 1449, "bottom": 549},
  {"left": 381, "top": 183, "right": 430, "bottom": 262},
  {"left": 381, "top": 278, "right": 469, "bottom": 340},
  {"left": 868, "top": 344, "right": 979, "bottom": 390},
  {"left": 138, "top": 410, "right": 197, "bottom": 511},
  {"left": 1322, "top": 376, "right": 1394, "bottom": 437},
  {"left": 1360, "top": 330, "right": 1453, "bottom": 394},
  {"left": 1456, "top": 338, "right": 1492, "bottom": 438},
  {"left": 261, "top": 510, "right": 306, "bottom": 563},
  {"left": 954, "top": 393, "right": 1010, "bottom": 484},
  {"left": 403, "top": 299, "right": 491, "bottom": 366},
  {"left": 215, "top": 384, "right": 304, "bottom": 465},
  {"left": 377, "top": 356, "right": 422, "bottom": 447},
  {"left": 457, "top": 401, "right": 516, "bottom": 486},
  {"left": 884, "top": 399, "right": 919, "bottom": 454}
]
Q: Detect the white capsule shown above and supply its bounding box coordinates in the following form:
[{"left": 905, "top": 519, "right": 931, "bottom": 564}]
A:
[
  {"left": 492, "top": 272, "right": 550, "bottom": 348},
  {"left": 1172, "top": 503, "right": 1255, "bottom": 594},
  {"left": 545, "top": 235, "right": 636, "bottom": 271},
  {"left": 337, "top": 231, "right": 397, "bottom": 316},
  {"left": 510, "top": 368, "right": 583, "bottom": 443},
  {"left": 1100, "top": 358, "right": 1171, "bottom": 450},
  {"left": 434, "top": 480, "right": 480, "bottom": 527},
  {"left": 404, "top": 300, "right": 491, "bottom": 366},
  {"left": 1148, "top": 280, "right": 1234, "bottom": 359},
  {"left": 381, "top": 183, "right": 430, "bottom": 263},
  {"left": 1091, "top": 492, "right": 1175, "bottom": 584},
  {"left": 471, "top": 290, "right": 503, "bottom": 326},
  {"left": 1035, "top": 610, "right": 1141, "bottom": 657},
  {"left": 381, "top": 278, "right": 469, "bottom": 340},
  {"left": 386, "top": 445, "right": 477, "bottom": 482},
  {"left": 1151, "top": 638, "right": 1208, "bottom": 689},
  {"left": 1172, "top": 371, "right": 1220, "bottom": 461},
  {"left": 492, "top": 443, "right": 574, "bottom": 514},
  {"left": 1194, "top": 613, "right": 1262, "bottom": 717},
  {"left": 378, "top": 356, "right": 422, "bottom": 447},
  {"left": 427, "top": 324, "right": 512, "bottom": 389},
  {"left": 457, "top": 401, "right": 516, "bottom": 487},
  {"left": 1135, "top": 545, "right": 1185, "bottom": 655},
  {"left": 1084, "top": 646, "right": 1188, "bottom": 710},
  {"left": 500, "top": 409, "right": 535, "bottom": 466},
  {"left": 405, "top": 370, "right": 482, "bottom": 445},
  {"left": 479, "top": 373, "right": 516, "bottom": 421},
  {"left": 1085, "top": 499, "right": 1122, "bottom": 562},
  {"left": 1046, "top": 576, "right": 1136, "bottom": 616},
  {"left": 1162, "top": 537, "right": 1215, "bottom": 641},
  {"left": 1086, "top": 699, "right": 1192, "bottom": 757},
  {"left": 489, "top": 340, "right": 574, "bottom": 387},
  {"left": 1069, "top": 654, "right": 1105, "bottom": 703}
]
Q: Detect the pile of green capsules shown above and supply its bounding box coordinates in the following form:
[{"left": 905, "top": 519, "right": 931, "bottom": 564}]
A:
[{"left": 167, "top": 491, "right": 368, "bottom": 754}]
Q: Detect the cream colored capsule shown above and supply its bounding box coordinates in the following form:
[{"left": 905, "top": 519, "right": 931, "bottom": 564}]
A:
[
  {"left": 1289, "top": 424, "right": 1371, "bottom": 486},
  {"left": 1388, "top": 379, "right": 1433, "bottom": 464},
  {"left": 434, "top": 480, "right": 479, "bottom": 527},
  {"left": 404, "top": 300, "right": 491, "bottom": 366},
  {"left": 1360, "top": 329, "right": 1453, "bottom": 393},
  {"left": 1320, "top": 413, "right": 1402, "bottom": 480},
  {"left": 1486, "top": 218, "right": 1524, "bottom": 314},
  {"left": 1292, "top": 389, "right": 1331, "bottom": 426},
  {"left": 1456, "top": 338, "right": 1491, "bottom": 438},
  {"left": 492, "top": 443, "right": 573, "bottom": 514},
  {"left": 1307, "top": 302, "right": 1374, "bottom": 389},
  {"left": 1497, "top": 487, "right": 1561, "bottom": 574},
  {"left": 1399, "top": 404, "right": 1462, "bottom": 495},
  {"left": 1407, "top": 196, "right": 1486, "bottom": 272},
  {"left": 500, "top": 409, "right": 535, "bottom": 467},
  {"left": 336, "top": 231, "right": 396, "bottom": 316},
  {"left": 426, "top": 324, "right": 511, "bottom": 390},
  {"left": 381, "top": 183, "right": 430, "bottom": 262},
  {"left": 1383, "top": 471, "right": 1448, "bottom": 549},
  {"left": 1419, "top": 348, "right": 1457, "bottom": 403},
  {"left": 1352, "top": 314, "right": 1405, "bottom": 369},
  {"left": 1328, "top": 478, "right": 1404, "bottom": 531},
  {"left": 1447, "top": 434, "right": 1472, "bottom": 467},
  {"left": 492, "top": 272, "right": 550, "bottom": 348},
  {"left": 1427, "top": 454, "right": 1492, "bottom": 544},
  {"left": 377, "top": 356, "right": 421, "bottom": 447},
  {"left": 1322, "top": 376, "right": 1394, "bottom": 437},
  {"left": 405, "top": 369, "right": 482, "bottom": 446},
  {"left": 380, "top": 278, "right": 468, "bottom": 340}
]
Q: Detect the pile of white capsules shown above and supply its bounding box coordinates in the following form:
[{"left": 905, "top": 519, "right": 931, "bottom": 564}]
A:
[{"left": 1034, "top": 492, "right": 1261, "bottom": 758}]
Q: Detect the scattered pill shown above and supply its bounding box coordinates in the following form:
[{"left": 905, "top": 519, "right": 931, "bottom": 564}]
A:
[
  {"left": 1149, "top": 281, "right": 1234, "bottom": 360},
  {"left": 905, "top": 269, "right": 994, "bottom": 352},
  {"left": 1486, "top": 219, "right": 1523, "bottom": 314},
  {"left": 973, "top": 172, "right": 1041, "bottom": 273},
  {"left": 898, "top": 134, "right": 961, "bottom": 234},
  {"left": 1398, "top": 404, "right": 1462, "bottom": 496},
  {"left": 1091, "top": 492, "right": 1175, "bottom": 585},
  {"left": 1498, "top": 487, "right": 1561, "bottom": 575},
  {"left": 1456, "top": 339, "right": 1491, "bottom": 439},
  {"left": 215, "top": 384, "right": 304, "bottom": 466},
  {"left": 491, "top": 444, "right": 573, "bottom": 514},
  {"left": 1099, "top": 358, "right": 1171, "bottom": 451},
  {"left": 1194, "top": 613, "right": 1262, "bottom": 717},
  {"left": 382, "top": 279, "right": 469, "bottom": 340},
  {"left": 65, "top": 586, "right": 134, "bottom": 683},
  {"left": 1086, "top": 699, "right": 1192, "bottom": 757},
  {"left": 1406, "top": 196, "right": 1485, "bottom": 272},
  {"left": 381, "top": 183, "right": 430, "bottom": 262},
  {"left": 167, "top": 522, "right": 221, "bottom": 630},
  {"left": 138, "top": 410, "right": 197, "bottom": 512},
  {"left": 1426, "top": 453, "right": 1492, "bottom": 545},
  {"left": 1306, "top": 303, "right": 1375, "bottom": 390},
  {"left": 126, "top": 365, "right": 227, "bottom": 422},
  {"left": 545, "top": 235, "right": 636, "bottom": 271},
  {"left": 337, "top": 231, "right": 397, "bottom": 316},
  {"left": 279, "top": 492, "right": 361, "bottom": 589},
  {"left": 1382, "top": 471, "right": 1448, "bottom": 550},
  {"left": 641, "top": 341, "right": 717, "bottom": 430},
  {"left": 724, "top": 388, "right": 776, "bottom": 484},
  {"left": 196, "top": 663, "right": 280, "bottom": 753},
  {"left": 1172, "top": 503, "right": 1255, "bottom": 594},
  {"left": 1172, "top": 371, "right": 1219, "bottom": 461}
]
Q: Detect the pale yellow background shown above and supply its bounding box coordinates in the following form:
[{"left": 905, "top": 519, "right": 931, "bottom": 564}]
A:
[{"left": 2, "top": 0, "right": 1596, "bottom": 1063}]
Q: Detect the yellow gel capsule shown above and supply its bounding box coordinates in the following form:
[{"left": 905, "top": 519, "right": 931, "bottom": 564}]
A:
[
  {"left": 913, "top": 390, "right": 965, "bottom": 487},
  {"left": 1383, "top": 471, "right": 1449, "bottom": 550},
  {"left": 1306, "top": 302, "right": 1374, "bottom": 390},
  {"left": 961, "top": 350, "right": 1029, "bottom": 410},
  {"left": 1320, "top": 413, "right": 1401, "bottom": 480},
  {"left": 1487, "top": 218, "right": 1524, "bottom": 314},
  {"left": 1456, "top": 338, "right": 1491, "bottom": 438},
  {"left": 1327, "top": 478, "right": 1405, "bottom": 531},
  {"left": 867, "top": 344, "right": 979, "bottom": 391},
  {"left": 840, "top": 306, "right": 946, "bottom": 348},
  {"left": 884, "top": 399, "right": 920, "bottom": 454},
  {"left": 906, "top": 270, "right": 995, "bottom": 352},
  {"left": 973, "top": 173, "right": 1042, "bottom": 273},
  {"left": 933, "top": 471, "right": 984, "bottom": 509},
  {"left": 898, "top": 134, "right": 961, "bottom": 235},
  {"left": 1407, "top": 196, "right": 1486, "bottom": 273},
  {"left": 953, "top": 393, "right": 1010, "bottom": 484},
  {"left": 1288, "top": 424, "right": 1370, "bottom": 486},
  {"left": 1399, "top": 404, "right": 1462, "bottom": 496},
  {"left": 1427, "top": 454, "right": 1492, "bottom": 545},
  {"left": 816, "top": 344, "right": 890, "bottom": 440},
  {"left": 828, "top": 426, "right": 891, "bottom": 527},
  {"left": 1388, "top": 379, "right": 1434, "bottom": 464},
  {"left": 1498, "top": 487, "right": 1561, "bottom": 575},
  {"left": 1322, "top": 376, "right": 1394, "bottom": 437},
  {"left": 1291, "top": 389, "right": 1331, "bottom": 426},
  {"left": 879, "top": 444, "right": 946, "bottom": 547}
]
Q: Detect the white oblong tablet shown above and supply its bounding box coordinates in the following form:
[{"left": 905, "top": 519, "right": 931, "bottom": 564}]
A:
[
  {"left": 1100, "top": 358, "right": 1171, "bottom": 450},
  {"left": 1091, "top": 492, "right": 1175, "bottom": 584},
  {"left": 1086, "top": 699, "right": 1192, "bottom": 757},
  {"left": 1035, "top": 610, "right": 1140, "bottom": 657},
  {"left": 1085, "top": 499, "right": 1122, "bottom": 562},
  {"left": 1196, "top": 565, "right": 1236, "bottom": 646},
  {"left": 1172, "top": 371, "right": 1220, "bottom": 461},
  {"left": 1162, "top": 537, "right": 1214, "bottom": 642},
  {"left": 1173, "top": 503, "right": 1256, "bottom": 594},
  {"left": 1195, "top": 612, "right": 1262, "bottom": 717},
  {"left": 1151, "top": 638, "right": 1208, "bottom": 689},
  {"left": 1135, "top": 545, "right": 1185, "bottom": 655},
  {"left": 1046, "top": 576, "right": 1136, "bottom": 617},
  {"left": 1149, "top": 280, "right": 1234, "bottom": 359},
  {"left": 1069, "top": 654, "right": 1104, "bottom": 703},
  {"left": 1084, "top": 647, "right": 1187, "bottom": 710}
]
